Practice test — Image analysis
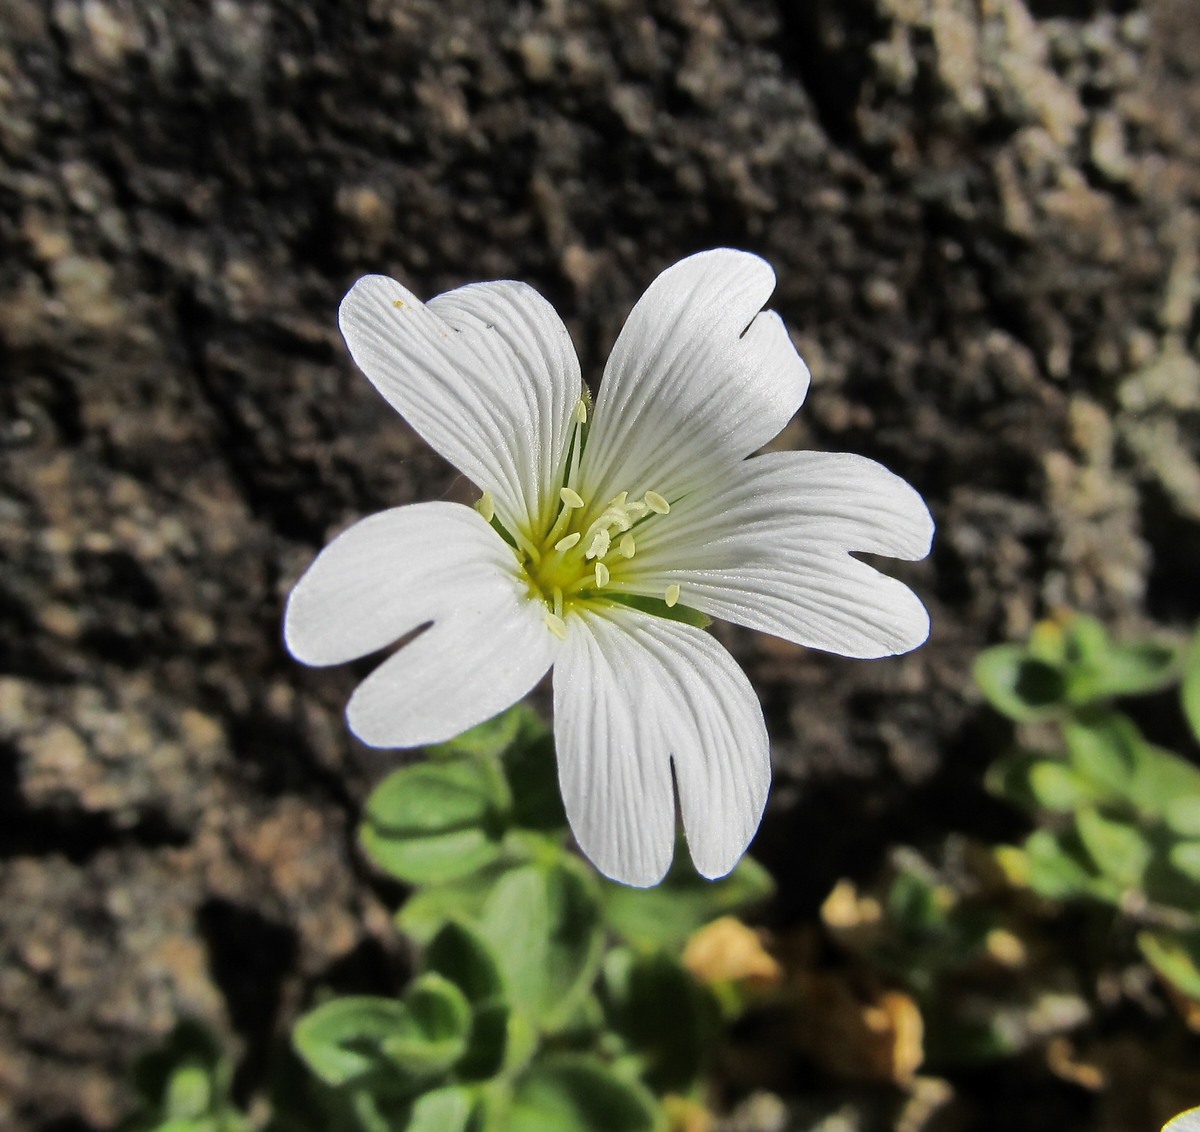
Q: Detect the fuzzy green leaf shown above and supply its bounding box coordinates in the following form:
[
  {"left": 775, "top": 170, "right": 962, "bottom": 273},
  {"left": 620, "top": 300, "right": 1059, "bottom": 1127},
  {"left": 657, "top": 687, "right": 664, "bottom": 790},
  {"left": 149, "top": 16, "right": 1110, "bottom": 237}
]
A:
[
  {"left": 600, "top": 854, "right": 775, "bottom": 949},
  {"left": 477, "top": 860, "right": 604, "bottom": 1034},
  {"left": 508, "top": 1055, "right": 658, "bottom": 1132},
  {"left": 360, "top": 759, "right": 510, "bottom": 885},
  {"left": 1021, "top": 829, "right": 1120, "bottom": 902},
  {"left": 428, "top": 705, "right": 534, "bottom": 761},
  {"left": 1184, "top": 627, "right": 1200, "bottom": 745},
  {"left": 1075, "top": 808, "right": 1153, "bottom": 889},
  {"left": 1138, "top": 930, "right": 1200, "bottom": 999},
  {"left": 602, "top": 949, "right": 719, "bottom": 1093},
  {"left": 974, "top": 645, "right": 1067, "bottom": 721},
  {"left": 403, "top": 1087, "right": 476, "bottom": 1132},
  {"left": 293, "top": 998, "right": 412, "bottom": 1087}
]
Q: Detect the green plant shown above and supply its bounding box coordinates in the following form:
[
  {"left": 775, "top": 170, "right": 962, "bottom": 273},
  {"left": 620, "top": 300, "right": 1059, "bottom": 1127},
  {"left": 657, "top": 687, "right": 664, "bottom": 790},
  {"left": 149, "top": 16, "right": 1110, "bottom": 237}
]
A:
[
  {"left": 975, "top": 612, "right": 1200, "bottom": 1004},
  {"left": 122, "top": 1021, "right": 248, "bottom": 1132},
  {"left": 289, "top": 704, "right": 773, "bottom": 1132}
]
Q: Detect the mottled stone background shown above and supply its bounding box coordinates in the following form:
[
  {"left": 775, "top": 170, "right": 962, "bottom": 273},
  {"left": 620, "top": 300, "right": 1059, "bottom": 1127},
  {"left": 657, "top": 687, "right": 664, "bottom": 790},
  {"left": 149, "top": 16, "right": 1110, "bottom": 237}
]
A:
[{"left": 2, "top": 0, "right": 1198, "bottom": 1127}]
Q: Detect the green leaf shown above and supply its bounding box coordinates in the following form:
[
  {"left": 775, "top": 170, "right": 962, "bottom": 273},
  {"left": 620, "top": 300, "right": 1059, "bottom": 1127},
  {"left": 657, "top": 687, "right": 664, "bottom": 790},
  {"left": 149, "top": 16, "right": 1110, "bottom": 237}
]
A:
[
  {"left": 293, "top": 997, "right": 412, "bottom": 1087},
  {"left": 508, "top": 1055, "right": 658, "bottom": 1132},
  {"left": 1166, "top": 797, "right": 1200, "bottom": 838},
  {"left": 127, "top": 1022, "right": 243, "bottom": 1132},
  {"left": 504, "top": 731, "right": 568, "bottom": 833},
  {"left": 428, "top": 705, "right": 533, "bottom": 760},
  {"left": 403, "top": 1087, "right": 477, "bottom": 1132},
  {"left": 601, "top": 854, "right": 775, "bottom": 949},
  {"left": 477, "top": 860, "right": 605, "bottom": 1034},
  {"left": 362, "top": 826, "right": 505, "bottom": 887},
  {"left": 1075, "top": 808, "right": 1153, "bottom": 889},
  {"left": 1021, "top": 828, "right": 1119, "bottom": 902},
  {"left": 602, "top": 949, "right": 719, "bottom": 1093},
  {"left": 1132, "top": 750, "right": 1200, "bottom": 818},
  {"left": 1060, "top": 614, "right": 1109, "bottom": 667},
  {"left": 424, "top": 923, "right": 510, "bottom": 1081},
  {"left": 986, "top": 750, "right": 1094, "bottom": 812},
  {"left": 384, "top": 975, "right": 473, "bottom": 1078},
  {"left": 1138, "top": 929, "right": 1200, "bottom": 999},
  {"left": 293, "top": 980, "right": 471, "bottom": 1092},
  {"left": 1063, "top": 714, "right": 1137, "bottom": 798},
  {"left": 1169, "top": 841, "right": 1200, "bottom": 882},
  {"left": 973, "top": 645, "right": 1067, "bottom": 721},
  {"left": 425, "top": 923, "right": 505, "bottom": 1006},
  {"left": 1068, "top": 641, "right": 1180, "bottom": 704},
  {"left": 360, "top": 759, "right": 510, "bottom": 884},
  {"left": 1066, "top": 712, "right": 1200, "bottom": 817},
  {"left": 396, "top": 867, "right": 515, "bottom": 946},
  {"left": 163, "top": 1066, "right": 213, "bottom": 1120},
  {"left": 1184, "top": 625, "right": 1200, "bottom": 745}
]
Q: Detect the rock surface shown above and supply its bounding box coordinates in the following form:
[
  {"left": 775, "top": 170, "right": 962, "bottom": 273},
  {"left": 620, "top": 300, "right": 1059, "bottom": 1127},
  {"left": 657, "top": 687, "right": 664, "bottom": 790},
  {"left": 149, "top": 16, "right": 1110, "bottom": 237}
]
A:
[{"left": 1, "top": 0, "right": 1198, "bottom": 1127}]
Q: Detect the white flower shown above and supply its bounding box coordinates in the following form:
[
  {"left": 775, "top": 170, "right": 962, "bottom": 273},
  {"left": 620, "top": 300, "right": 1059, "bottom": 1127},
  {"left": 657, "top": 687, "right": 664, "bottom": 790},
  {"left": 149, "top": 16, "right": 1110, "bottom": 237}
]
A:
[{"left": 285, "top": 249, "right": 933, "bottom": 887}]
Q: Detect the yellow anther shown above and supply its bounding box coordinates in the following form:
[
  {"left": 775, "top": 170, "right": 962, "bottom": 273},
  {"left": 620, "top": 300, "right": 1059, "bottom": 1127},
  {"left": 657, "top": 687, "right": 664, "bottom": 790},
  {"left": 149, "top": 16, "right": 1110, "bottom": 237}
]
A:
[
  {"left": 645, "top": 491, "right": 670, "bottom": 515},
  {"left": 392, "top": 299, "right": 405, "bottom": 309},
  {"left": 475, "top": 491, "right": 495, "bottom": 523},
  {"left": 555, "top": 532, "right": 582, "bottom": 552},
  {"left": 594, "top": 562, "right": 610, "bottom": 588},
  {"left": 585, "top": 529, "right": 611, "bottom": 560},
  {"left": 574, "top": 398, "right": 588, "bottom": 424},
  {"left": 665, "top": 583, "right": 681, "bottom": 608},
  {"left": 560, "top": 487, "right": 585, "bottom": 509},
  {"left": 544, "top": 612, "right": 568, "bottom": 640},
  {"left": 619, "top": 533, "right": 635, "bottom": 559}
]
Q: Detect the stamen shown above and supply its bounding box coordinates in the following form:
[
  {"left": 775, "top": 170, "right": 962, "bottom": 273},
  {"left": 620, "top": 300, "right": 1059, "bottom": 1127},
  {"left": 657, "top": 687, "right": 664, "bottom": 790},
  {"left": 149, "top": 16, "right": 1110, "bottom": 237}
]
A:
[
  {"left": 474, "top": 491, "right": 495, "bottom": 523},
  {"left": 594, "top": 562, "right": 610, "bottom": 588},
  {"left": 574, "top": 398, "right": 588, "bottom": 424},
  {"left": 544, "top": 612, "right": 568, "bottom": 640},
  {"left": 619, "top": 533, "right": 635, "bottom": 559},
  {"left": 585, "top": 529, "right": 611, "bottom": 560},
  {"left": 554, "top": 532, "right": 582, "bottom": 552},
  {"left": 552, "top": 587, "right": 564, "bottom": 619},
  {"left": 665, "top": 583, "right": 681, "bottom": 608},
  {"left": 644, "top": 490, "right": 670, "bottom": 515},
  {"left": 560, "top": 487, "right": 585, "bottom": 509}
]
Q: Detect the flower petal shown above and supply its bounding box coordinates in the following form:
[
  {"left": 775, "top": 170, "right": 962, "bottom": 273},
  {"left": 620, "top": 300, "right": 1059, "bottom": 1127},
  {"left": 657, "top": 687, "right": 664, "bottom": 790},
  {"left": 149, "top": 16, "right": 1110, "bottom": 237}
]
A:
[
  {"left": 581, "top": 249, "right": 810, "bottom": 505},
  {"left": 339, "top": 275, "right": 580, "bottom": 534},
  {"left": 626, "top": 451, "right": 934, "bottom": 659},
  {"left": 553, "top": 607, "right": 770, "bottom": 886},
  {"left": 284, "top": 502, "right": 555, "bottom": 746}
]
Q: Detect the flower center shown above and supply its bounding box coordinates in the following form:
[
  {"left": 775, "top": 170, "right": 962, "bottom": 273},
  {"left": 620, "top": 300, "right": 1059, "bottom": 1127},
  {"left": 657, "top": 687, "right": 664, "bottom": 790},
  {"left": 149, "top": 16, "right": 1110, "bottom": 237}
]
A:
[
  {"left": 476, "top": 396, "right": 681, "bottom": 640},
  {"left": 520, "top": 484, "right": 672, "bottom": 638}
]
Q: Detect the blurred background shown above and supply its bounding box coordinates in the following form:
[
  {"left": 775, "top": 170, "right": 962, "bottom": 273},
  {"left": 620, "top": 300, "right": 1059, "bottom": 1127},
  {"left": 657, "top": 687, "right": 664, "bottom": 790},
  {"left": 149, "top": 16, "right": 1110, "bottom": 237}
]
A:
[{"left": 2, "top": 0, "right": 1199, "bottom": 1128}]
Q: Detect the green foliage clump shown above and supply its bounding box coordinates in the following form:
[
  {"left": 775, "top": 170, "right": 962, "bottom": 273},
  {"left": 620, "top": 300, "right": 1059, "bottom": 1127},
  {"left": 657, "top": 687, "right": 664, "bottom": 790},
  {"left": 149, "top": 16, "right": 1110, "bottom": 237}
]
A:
[
  {"left": 123, "top": 1021, "right": 248, "bottom": 1132},
  {"left": 129, "top": 706, "right": 774, "bottom": 1132},
  {"left": 976, "top": 613, "right": 1200, "bottom": 1004},
  {"left": 292, "top": 705, "right": 772, "bottom": 1131}
]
